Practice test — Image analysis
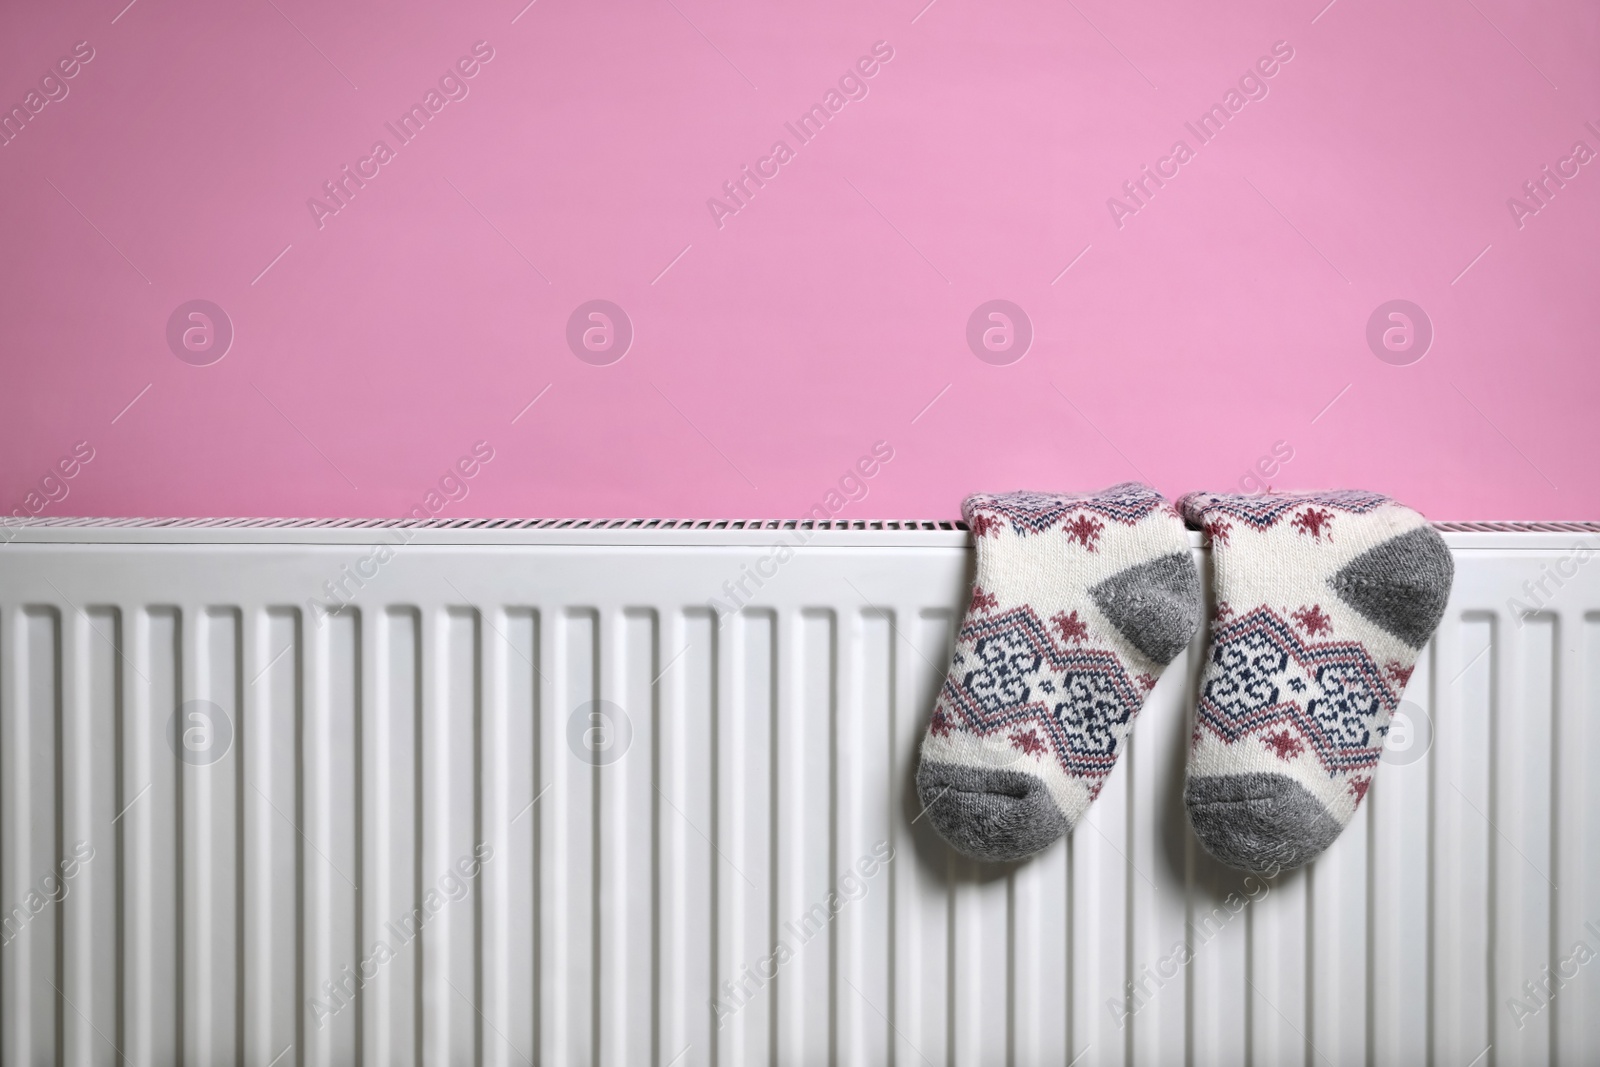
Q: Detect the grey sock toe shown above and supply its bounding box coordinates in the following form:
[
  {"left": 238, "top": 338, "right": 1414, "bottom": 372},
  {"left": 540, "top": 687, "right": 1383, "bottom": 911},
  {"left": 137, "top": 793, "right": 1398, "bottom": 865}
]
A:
[
  {"left": 916, "top": 761, "right": 1068, "bottom": 862},
  {"left": 1089, "top": 551, "right": 1202, "bottom": 666},
  {"left": 1185, "top": 772, "right": 1344, "bottom": 874},
  {"left": 1329, "top": 525, "right": 1455, "bottom": 648}
]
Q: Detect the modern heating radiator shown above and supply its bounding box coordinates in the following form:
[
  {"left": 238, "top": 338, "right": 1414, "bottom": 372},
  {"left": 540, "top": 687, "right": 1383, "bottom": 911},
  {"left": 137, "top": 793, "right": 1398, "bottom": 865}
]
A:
[{"left": 1, "top": 517, "right": 1599, "bottom": 1067}]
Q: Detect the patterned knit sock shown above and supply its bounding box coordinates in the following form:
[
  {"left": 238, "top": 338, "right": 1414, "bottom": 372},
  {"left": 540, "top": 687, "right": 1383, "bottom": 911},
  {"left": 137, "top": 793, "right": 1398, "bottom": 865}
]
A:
[
  {"left": 916, "top": 484, "right": 1201, "bottom": 862},
  {"left": 1180, "top": 490, "right": 1454, "bottom": 874}
]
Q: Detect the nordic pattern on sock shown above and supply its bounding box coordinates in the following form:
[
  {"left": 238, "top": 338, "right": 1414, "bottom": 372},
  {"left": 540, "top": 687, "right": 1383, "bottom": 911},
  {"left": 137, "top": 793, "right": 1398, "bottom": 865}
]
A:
[
  {"left": 966, "top": 484, "right": 1168, "bottom": 538},
  {"left": 1197, "top": 606, "right": 1396, "bottom": 781},
  {"left": 1179, "top": 489, "right": 1454, "bottom": 873},
  {"left": 930, "top": 605, "right": 1157, "bottom": 792},
  {"left": 917, "top": 484, "right": 1199, "bottom": 862},
  {"left": 1191, "top": 489, "right": 1390, "bottom": 538}
]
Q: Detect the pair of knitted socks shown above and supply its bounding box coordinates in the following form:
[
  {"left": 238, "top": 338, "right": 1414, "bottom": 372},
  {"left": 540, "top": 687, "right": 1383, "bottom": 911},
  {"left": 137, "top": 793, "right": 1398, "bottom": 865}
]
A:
[{"left": 917, "top": 483, "right": 1453, "bottom": 873}]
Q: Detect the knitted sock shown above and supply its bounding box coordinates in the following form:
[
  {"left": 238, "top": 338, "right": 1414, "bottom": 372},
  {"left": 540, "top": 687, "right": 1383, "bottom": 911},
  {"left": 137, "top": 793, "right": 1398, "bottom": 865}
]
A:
[
  {"left": 1180, "top": 490, "right": 1454, "bottom": 874},
  {"left": 917, "top": 484, "right": 1200, "bottom": 862}
]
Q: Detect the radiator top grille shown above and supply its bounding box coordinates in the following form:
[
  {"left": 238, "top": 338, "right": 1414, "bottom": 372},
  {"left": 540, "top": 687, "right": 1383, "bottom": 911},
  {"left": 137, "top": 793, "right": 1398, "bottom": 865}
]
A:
[
  {"left": 3, "top": 515, "right": 1597, "bottom": 547},
  {"left": 7, "top": 516, "right": 1600, "bottom": 531},
  {"left": 4, "top": 516, "right": 965, "bottom": 531},
  {"left": 6, "top": 516, "right": 1599, "bottom": 530}
]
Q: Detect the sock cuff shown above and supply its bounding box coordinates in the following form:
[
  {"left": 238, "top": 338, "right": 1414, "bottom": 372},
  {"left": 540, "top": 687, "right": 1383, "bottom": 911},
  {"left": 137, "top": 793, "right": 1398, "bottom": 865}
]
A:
[
  {"left": 963, "top": 483, "right": 1178, "bottom": 539},
  {"left": 1174, "top": 490, "right": 1445, "bottom": 552},
  {"left": 1177, "top": 488, "right": 1400, "bottom": 531}
]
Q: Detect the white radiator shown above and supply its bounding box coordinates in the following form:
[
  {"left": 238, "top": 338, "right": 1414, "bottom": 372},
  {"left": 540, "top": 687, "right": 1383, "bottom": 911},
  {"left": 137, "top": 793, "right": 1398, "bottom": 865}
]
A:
[{"left": 1, "top": 518, "right": 1598, "bottom": 1067}]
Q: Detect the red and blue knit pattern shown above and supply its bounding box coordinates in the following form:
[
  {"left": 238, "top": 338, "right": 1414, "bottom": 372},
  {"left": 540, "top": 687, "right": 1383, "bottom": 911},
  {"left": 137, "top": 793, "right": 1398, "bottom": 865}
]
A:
[
  {"left": 966, "top": 483, "right": 1167, "bottom": 538},
  {"left": 1195, "top": 606, "right": 1397, "bottom": 778},
  {"left": 930, "top": 605, "right": 1151, "bottom": 794},
  {"left": 1182, "top": 489, "right": 1389, "bottom": 533}
]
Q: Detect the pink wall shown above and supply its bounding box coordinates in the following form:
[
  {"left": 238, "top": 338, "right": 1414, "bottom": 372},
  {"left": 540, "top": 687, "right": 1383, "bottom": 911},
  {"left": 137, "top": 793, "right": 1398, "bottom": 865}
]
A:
[{"left": 3, "top": 0, "right": 1597, "bottom": 522}]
